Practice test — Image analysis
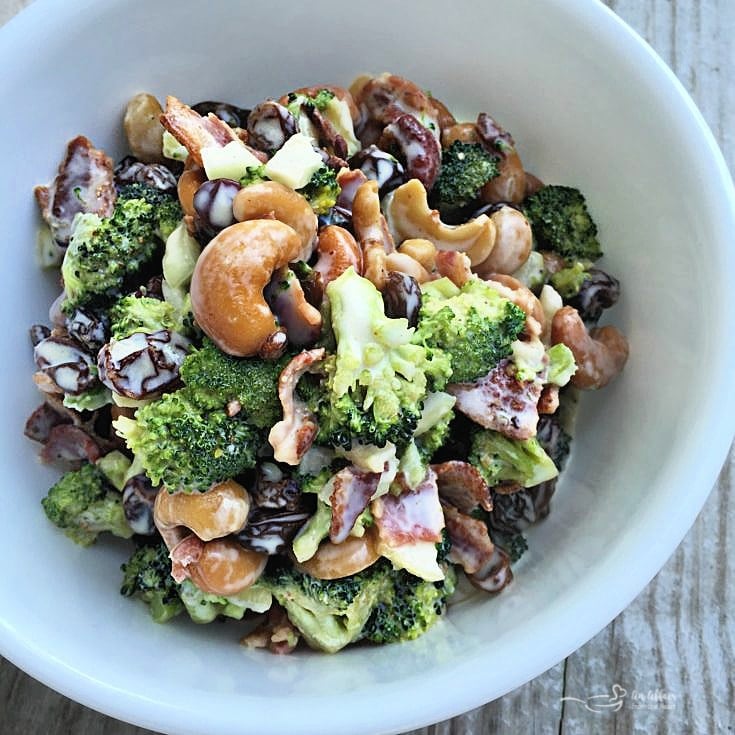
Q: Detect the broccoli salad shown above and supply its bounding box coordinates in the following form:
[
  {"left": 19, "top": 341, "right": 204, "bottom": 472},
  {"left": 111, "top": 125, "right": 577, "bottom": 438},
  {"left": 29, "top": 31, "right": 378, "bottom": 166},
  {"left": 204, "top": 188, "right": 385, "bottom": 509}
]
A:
[{"left": 25, "top": 74, "right": 629, "bottom": 654}]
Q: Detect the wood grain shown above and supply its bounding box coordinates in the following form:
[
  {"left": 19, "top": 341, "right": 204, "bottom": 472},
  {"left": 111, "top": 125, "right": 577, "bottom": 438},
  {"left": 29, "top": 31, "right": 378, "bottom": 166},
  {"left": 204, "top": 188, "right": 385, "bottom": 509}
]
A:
[{"left": 1, "top": 0, "right": 732, "bottom": 733}]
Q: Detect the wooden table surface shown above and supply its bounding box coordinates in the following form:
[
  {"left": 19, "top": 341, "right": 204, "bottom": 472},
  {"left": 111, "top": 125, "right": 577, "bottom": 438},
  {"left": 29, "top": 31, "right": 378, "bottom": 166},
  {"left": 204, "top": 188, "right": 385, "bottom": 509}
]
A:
[{"left": 1, "top": 1, "right": 733, "bottom": 733}]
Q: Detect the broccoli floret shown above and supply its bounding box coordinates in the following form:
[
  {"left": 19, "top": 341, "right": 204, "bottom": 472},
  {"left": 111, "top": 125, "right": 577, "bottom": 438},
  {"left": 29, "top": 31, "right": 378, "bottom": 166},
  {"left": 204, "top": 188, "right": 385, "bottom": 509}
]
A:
[
  {"left": 42, "top": 463, "right": 132, "bottom": 546},
  {"left": 239, "top": 164, "right": 268, "bottom": 187},
  {"left": 62, "top": 185, "right": 181, "bottom": 310},
  {"left": 288, "top": 88, "right": 335, "bottom": 111},
  {"left": 109, "top": 295, "right": 182, "bottom": 340},
  {"left": 362, "top": 565, "right": 456, "bottom": 645},
  {"left": 178, "top": 339, "right": 285, "bottom": 430},
  {"left": 113, "top": 387, "right": 259, "bottom": 492},
  {"left": 507, "top": 533, "right": 528, "bottom": 562},
  {"left": 523, "top": 185, "right": 602, "bottom": 261},
  {"left": 547, "top": 343, "right": 577, "bottom": 386},
  {"left": 297, "top": 165, "right": 341, "bottom": 215},
  {"left": 432, "top": 141, "right": 499, "bottom": 211},
  {"left": 117, "top": 183, "right": 182, "bottom": 240},
  {"left": 414, "top": 392, "right": 456, "bottom": 461},
  {"left": 178, "top": 579, "right": 272, "bottom": 623},
  {"left": 550, "top": 262, "right": 591, "bottom": 299},
  {"left": 315, "top": 267, "right": 439, "bottom": 449},
  {"left": 264, "top": 561, "right": 391, "bottom": 653},
  {"left": 413, "top": 278, "right": 526, "bottom": 384},
  {"left": 469, "top": 430, "right": 559, "bottom": 488},
  {"left": 120, "top": 542, "right": 184, "bottom": 623}
]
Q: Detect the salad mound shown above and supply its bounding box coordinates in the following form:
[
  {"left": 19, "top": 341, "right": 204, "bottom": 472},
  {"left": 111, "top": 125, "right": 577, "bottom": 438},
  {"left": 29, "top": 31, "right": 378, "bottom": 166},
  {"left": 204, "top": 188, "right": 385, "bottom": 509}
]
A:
[{"left": 25, "top": 74, "right": 629, "bottom": 654}]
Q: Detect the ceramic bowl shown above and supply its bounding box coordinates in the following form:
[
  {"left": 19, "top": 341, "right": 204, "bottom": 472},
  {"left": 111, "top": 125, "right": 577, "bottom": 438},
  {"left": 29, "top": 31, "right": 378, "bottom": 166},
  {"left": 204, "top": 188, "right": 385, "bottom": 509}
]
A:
[{"left": 1, "top": 0, "right": 733, "bottom": 733}]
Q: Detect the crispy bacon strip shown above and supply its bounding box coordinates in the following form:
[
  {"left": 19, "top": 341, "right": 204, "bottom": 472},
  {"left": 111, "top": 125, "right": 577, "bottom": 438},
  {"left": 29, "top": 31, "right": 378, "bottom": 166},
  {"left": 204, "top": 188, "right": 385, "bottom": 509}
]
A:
[
  {"left": 24, "top": 402, "right": 72, "bottom": 444},
  {"left": 34, "top": 135, "right": 116, "bottom": 244},
  {"left": 329, "top": 467, "right": 380, "bottom": 543},
  {"left": 169, "top": 534, "right": 204, "bottom": 583},
  {"left": 372, "top": 469, "right": 444, "bottom": 547},
  {"left": 448, "top": 359, "right": 542, "bottom": 440},
  {"left": 442, "top": 501, "right": 495, "bottom": 575},
  {"left": 39, "top": 424, "right": 101, "bottom": 466},
  {"left": 268, "top": 348, "right": 325, "bottom": 465},
  {"left": 433, "top": 461, "right": 493, "bottom": 514},
  {"left": 159, "top": 96, "right": 240, "bottom": 166}
]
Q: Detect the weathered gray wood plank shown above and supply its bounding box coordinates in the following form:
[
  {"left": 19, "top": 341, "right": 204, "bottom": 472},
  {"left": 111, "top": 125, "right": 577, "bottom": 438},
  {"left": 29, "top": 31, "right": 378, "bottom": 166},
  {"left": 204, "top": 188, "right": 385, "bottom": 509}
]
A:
[{"left": 1, "top": 0, "right": 732, "bottom": 733}]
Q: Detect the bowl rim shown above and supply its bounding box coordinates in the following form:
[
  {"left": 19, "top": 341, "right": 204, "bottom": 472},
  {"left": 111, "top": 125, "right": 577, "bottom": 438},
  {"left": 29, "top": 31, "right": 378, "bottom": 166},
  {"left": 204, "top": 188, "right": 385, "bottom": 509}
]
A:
[{"left": 1, "top": 0, "right": 734, "bottom": 733}]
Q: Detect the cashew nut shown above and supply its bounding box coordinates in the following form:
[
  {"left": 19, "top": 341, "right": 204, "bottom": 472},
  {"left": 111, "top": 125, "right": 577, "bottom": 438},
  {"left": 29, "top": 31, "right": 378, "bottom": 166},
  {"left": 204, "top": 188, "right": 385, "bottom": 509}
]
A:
[
  {"left": 188, "top": 539, "right": 267, "bottom": 596},
  {"left": 551, "top": 306, "right": 629, "bottom": 390},
  {"left": 473, "top": 205, "right": 533, "bottom": 277},
  {"left": 384, "top": 251, "right": 433, "bottom": 283},
  {"left": 313, "top": 225, "right": 362, "bottom": 286},
  {"left": 428, "top": 95, "right": 457, "bottom": 132},
  {"left": 177, "top": 163, "right": 206, "bottom": 218},
  {"left": 485, "top": 273, "right": 545, "bottom": 336},
  {"left": 384, "top": 179, "right": 496, "bottom": 266},
  {"left": 295, "top": 527, "right": 380, "bottom": 580},
  {"left": 435, "top": 250, "right": 473, "bottom": 287},
  {"left": 153, "top": 479, "right": 250, "bottom": 542},
  {"left": 441, "top": 122, "right": 479, "bottom": 148},
  {"left": 124, "top": 93, "right": 165, "bottom": 163},
  {"left": 480, "top": 149, "right": 526, "bottom": 204},
  {"left": 232, "top": 181, "right": 318, "bottom": 262},
  {"left": 397, "top": 238, "right": 437, "bottom": 272},
  {"left": 190, "top": 219, "right": 303, "bottom": 356},
  {"left": 352, "top": 179, "right": 395, "bottom": 290}
]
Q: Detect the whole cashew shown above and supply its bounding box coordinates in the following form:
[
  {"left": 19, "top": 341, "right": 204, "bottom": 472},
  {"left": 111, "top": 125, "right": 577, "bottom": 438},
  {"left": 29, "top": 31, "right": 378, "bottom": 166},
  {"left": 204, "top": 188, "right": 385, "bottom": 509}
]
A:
[
  {"left": 551, "top": 306, "right": 629, "bottom": 390},
  {"left": 474, "top": 205, "right": 533, "bottom": 277},
  {"left": 441, "top": 122, "right": 479, "bottom": 148},
  {"left": 188, "top": 538, "right": 268, "bottom": 596},
  {"left": 314, "top": 225, "right": 362, "bottom": 286},
  {"left": 177, "top": 162, "right": 206, "bottom": 218},
  {"left": 232, "top": 181, "right": 318, "bottom": 262},
  {"left": 384, "top": 179, "right": 496, "bottom": 266},
  {"left": 153, "top": 479, "right": 250, "bottom": 542},
  {"left": 384, "top": 251, "right": 433, "bottom": 283},
  {"left": 124, "top": 93, "right": 165, "bottom": 163},
  {"left": 397, "top": 238, "right": 437, "bottom": 272},
  {"left": 295, "top": 526, "right": 379, "bottom": 580},
  {"left": 190, "top": 219, "right": 303, "bottom": 356},
  {"left": 352, "top": 179, "right": 395, "bottom": 289},
  {"left": 485, "top": 273, "right": 545, "bottom": 336}
]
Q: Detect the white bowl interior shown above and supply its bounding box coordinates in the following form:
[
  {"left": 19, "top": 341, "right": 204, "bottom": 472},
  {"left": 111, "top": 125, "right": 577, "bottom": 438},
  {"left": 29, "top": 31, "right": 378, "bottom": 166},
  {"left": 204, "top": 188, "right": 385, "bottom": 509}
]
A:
[{"left": 1, "top": 0, "right": 734, "bottom": 733}]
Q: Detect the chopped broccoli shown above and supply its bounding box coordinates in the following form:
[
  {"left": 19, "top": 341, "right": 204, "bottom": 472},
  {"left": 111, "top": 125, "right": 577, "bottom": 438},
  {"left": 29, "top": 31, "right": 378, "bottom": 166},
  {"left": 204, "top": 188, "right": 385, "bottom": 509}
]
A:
[
  {"left": 120, "top": 542, "right": 184, "bottom": 623},
  {"left": 62, "top": 383, "right": 112, "bottom": 411},
  {"left": 413, "top": 278, "right": 526, "bottom": 384},
  {"left": 432, "top": 141, "right": 499, "bottom": 211},
  {"left": 95, "top": 450, "right": 132, "bottom": 491},
  {"left": 178, "top": 579, "right": 272, "bottom": 623},
  {"left": 42, "top": 463, "right": 133, "bottom": 546},
  {"left": 470, "top": 430, "right": 559, "bottom": 488},
  {"left": 362, "top": 565, "right": 456, "bottom": 645},
  {"left": 239, "top": 164, "right": 268, "bottom": 187},
  {"left": 61, "top": 184, "right": 181, "bottom": 310},
  {"left": 178, "top": 339, "right": 286, "bottom": 430},
  {"left": 315, "top": 267, "right": 440, "bottom": 449},
  {"left": 547, "top": 343, "right": 577, "bottom": 387},
  {"left": 263, "top": 561, "right": 389, "bottom": 652},
  {"left": 297, "top": 165, "right": 340, "bottom": 215},
  {"left": 550, "top": 262, "right": 591, "bottom": 299},
  {"left": 291, "top": 499, "right": 332, "bottom": 562},
  {"left": 109, "top": 295, "right": 182, "bottom": 340},
  {"left": 523, "top": 185, "right": 602, "bottom": 261},
  {"left": 507, "top": 533, "right": 528, "bottom": 562},
  {"left": 511, "top": 251, "right": 548, "bottom": 293},
  {"left": 414, "top": 391, "right": 456, "bottom": 461},
  {"left": 113, "top": 387, "right": 259, "bottom": 492},
  {"left": 288, "top": 88, "right": 335, "bottom": 112}
]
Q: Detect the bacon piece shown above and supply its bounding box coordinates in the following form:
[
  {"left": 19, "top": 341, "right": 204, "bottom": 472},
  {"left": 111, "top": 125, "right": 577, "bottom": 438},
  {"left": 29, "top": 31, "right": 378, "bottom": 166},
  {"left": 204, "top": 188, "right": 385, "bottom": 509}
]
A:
[
  {"left": 329, "top": 467, "right": 380, "bottom": 543},
  {"left": 448, "top": 359, "right": 542, "bottom": 440},
  {"left": 435, "top": 251, "right": 472, "bottom": 287},
  {"left": 24, "top": 402, "right": 72, "bottom": 444},
  {"left": 268, "top": 348, "right": 325, "bottom": 465},
  {"left": 169, "top": 534, "right": 204, "bottom": 583},
  {"left": 372, "top": 469, "right": 444, "bottom": 546},
  {"left": 160, "top": 96, "right": 240, "bottom": 166},
  {"left": 433, "top": 461, "right": 493, "bottom": 514},
  {"left": 441, "top": 501, "right": 495, "bottom": 574},
  {"left": 39, "top": 424, "right": 101, "bottom": 465},
  {"left": 34, "top": 136, "right": 116, "bottom": 244}
]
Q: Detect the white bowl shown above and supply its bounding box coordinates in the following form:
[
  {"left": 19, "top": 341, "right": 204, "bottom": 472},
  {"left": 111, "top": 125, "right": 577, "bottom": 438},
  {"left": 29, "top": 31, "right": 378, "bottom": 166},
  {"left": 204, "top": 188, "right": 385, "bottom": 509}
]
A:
[{"left": 1, "top": 0, "right": 733, "bottom": 733}]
